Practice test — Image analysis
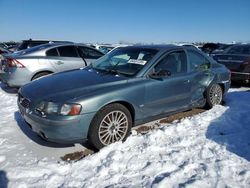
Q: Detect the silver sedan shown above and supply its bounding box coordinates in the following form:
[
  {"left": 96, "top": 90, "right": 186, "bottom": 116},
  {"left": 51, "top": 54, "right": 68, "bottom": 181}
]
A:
[{"left": 0, "top": 43, "right": 104, "bottom": 87}]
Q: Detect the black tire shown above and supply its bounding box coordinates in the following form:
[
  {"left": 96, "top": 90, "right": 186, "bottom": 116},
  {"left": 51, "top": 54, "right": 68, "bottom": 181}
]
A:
[
  {"left": 32, "top": 72, "right": 51, "bottom": 81},
  {"left": 205, "top": 84, "right": 223, "bottom": 109},
  {"left": 88, "top": 103, "right": 132, "bottom": 150}
]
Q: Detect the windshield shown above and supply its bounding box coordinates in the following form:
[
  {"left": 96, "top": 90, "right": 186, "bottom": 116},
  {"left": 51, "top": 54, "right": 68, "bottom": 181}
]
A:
[{"left": 91, "top": 47, "right": 158, "bottom": 77}]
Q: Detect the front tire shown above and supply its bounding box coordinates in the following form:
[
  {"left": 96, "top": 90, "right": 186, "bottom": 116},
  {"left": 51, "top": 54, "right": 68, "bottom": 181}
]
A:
[
  {"left": 88, "top": 103, "right": 132, "bottom": 150},
  {"left": 205, "top": 84, "right": 223, "bottom": 108}
]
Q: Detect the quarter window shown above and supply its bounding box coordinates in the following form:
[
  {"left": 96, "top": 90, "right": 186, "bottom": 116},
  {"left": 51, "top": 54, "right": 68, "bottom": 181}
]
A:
[
  {"left": 57, "top": 46, "right": 79, "bottom": 57},
  {"left": 154, "top": 51, "right": 187, "bottom": 75},
  {"left": 187, "top": 50, "right": 209, "bottom": 71}
]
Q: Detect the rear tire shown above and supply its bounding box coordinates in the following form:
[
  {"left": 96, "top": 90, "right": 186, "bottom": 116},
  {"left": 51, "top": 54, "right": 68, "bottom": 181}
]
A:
[
  {"left": 32, "top": 72, "right": 51, "bottom": 81},
  {"left": 88, "top": 103, "right": 132, "bottom": 150},
  {"left": 205, "top": 84, "right": 223, "bottom": 109}
]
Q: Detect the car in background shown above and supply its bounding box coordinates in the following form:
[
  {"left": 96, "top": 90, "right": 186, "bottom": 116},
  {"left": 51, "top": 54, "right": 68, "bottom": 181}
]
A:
[
  {"left": 18, "top": 45, "right": 230, "bottom": 150},
  {"left": 0, "top": 47, "right": 10, "bottom": 56},
  {"left": 212, "top": 44, "right": 250, "bottom": 84},
  {"left": 91, "top": 44, "right": 114, "bottom": 54},
  {"left": 4, "top": 42, "right": 19, "bottom": 51},
  {"left": 14, "top": 39, "right": 73, "bottom": 52},
  {"left": 0, "top": 47, "right": 11, "bottom": 71},
  {"left": 0, "top": 43, "right": 9, "bottom": 49},
  {"left": 201, "top": 43, "right": 233, "bottom": 55},
  {"left": 0, "top": 43, "right": 104, "bottom": 87}
]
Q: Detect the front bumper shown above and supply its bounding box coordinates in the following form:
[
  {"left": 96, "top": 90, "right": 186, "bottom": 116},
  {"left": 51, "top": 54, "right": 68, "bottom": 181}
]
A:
[
  {"left": 231, "top": 72, "right": 250, "bottom": 83},
  {"left": 18, "top": 101, "right": 96, "bottom": 144}
]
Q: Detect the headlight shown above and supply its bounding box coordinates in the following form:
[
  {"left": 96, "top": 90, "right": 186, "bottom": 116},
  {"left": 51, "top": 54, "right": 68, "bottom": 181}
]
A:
[{"left": 36, "top": 101, "right": 82, "bottom": 116}]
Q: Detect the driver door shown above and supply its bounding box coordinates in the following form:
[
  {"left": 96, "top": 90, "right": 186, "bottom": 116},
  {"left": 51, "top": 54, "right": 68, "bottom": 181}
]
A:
[{"left": 143, "top": 50, "right": 192, "bottom": 117}]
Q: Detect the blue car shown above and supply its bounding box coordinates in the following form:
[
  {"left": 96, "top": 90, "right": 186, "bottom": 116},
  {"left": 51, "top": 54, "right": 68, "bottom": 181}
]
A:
[{"left": 18, "top": 45, "right": 230, "bottom": 149}]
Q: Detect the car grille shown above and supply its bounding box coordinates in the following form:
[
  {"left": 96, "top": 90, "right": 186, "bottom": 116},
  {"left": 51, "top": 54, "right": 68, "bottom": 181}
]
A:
[{"left": 18, "top": 93, "right": 30, "bottom": 108}]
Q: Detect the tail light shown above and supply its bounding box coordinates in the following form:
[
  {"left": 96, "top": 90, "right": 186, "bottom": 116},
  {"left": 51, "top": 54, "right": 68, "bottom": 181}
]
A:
[{"left": 6, "top": 58, "right": 25, "bottom": 68}]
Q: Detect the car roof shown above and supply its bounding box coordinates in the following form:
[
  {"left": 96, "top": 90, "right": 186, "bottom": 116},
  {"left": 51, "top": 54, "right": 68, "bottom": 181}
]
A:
[
  {"left": 10, "top": 43, "right": 103, "bottom": 57},
  {"left": 116, "top": 44, "right": 179, "bottom": 51},
  {"left": 21, "top": 39, "right": 72, "bottom": 43},
  {"left": 230, "top": 44, "right": 250, "bottom": 47}
]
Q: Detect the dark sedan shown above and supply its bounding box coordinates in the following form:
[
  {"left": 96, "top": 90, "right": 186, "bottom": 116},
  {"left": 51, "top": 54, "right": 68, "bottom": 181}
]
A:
[
  {"left": 212, "top": 44, "right": 250, "bottom": 84},
  {"left": 18, "top": 45, "right": 230, "bottom": 150}
]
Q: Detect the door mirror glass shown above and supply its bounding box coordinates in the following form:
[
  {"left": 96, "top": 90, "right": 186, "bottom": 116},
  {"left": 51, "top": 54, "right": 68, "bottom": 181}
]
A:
[{"left": 196, "top": 62, "right": 210, "bottom": 71}]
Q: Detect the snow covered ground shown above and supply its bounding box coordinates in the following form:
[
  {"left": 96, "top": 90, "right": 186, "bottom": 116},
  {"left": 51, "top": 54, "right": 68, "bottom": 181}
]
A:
[{"left": 0, "top": 82, "right": 250, "bottom": 187}]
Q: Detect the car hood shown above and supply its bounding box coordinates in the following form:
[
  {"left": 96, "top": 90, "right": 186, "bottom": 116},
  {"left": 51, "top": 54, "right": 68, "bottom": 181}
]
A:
[{"left": 21, "top": 68, "right": 129, "bottom": 102}]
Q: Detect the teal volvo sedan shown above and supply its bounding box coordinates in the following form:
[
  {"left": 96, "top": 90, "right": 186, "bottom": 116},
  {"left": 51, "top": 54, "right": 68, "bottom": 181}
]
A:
[{"left": 18, "top": 45, "right": 230, "bottom": 149}]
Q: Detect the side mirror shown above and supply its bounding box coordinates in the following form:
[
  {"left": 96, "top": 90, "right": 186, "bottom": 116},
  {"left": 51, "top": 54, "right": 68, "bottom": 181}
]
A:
[
  {"left": 149, "top": 70, "right": 171, "bottom": 79},
  {"left": 197, "top": 63, "right": 210, "bottom": 71}
]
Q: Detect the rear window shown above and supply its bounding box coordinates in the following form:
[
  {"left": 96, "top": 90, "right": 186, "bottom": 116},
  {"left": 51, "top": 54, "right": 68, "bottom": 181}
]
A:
[
  {"left": 46, "top": 48, "right": 59, "bottom": 56},
  {"left": 57, "top": 46, "right": 79, "bottom": 57}
]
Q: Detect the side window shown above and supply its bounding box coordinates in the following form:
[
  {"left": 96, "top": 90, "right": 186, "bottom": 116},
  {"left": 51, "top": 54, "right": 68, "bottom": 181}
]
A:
[
  {"left": 57, "top": 46, "right": 79, "bottom": 57},
  {"left": 227, "top": 46, "right": 243, "bottom": 54},
  {"left": 78, "top": 47, "right": 103, "bottom": 59},
  {"left": 187, "top": 50, "right": 209, "bottom": 71},
  {"left": 46, "top": 48, "right": 59, "bottom": 56},
  {"left": 154, "top": 51, "right": 187, "bottom": 75}
]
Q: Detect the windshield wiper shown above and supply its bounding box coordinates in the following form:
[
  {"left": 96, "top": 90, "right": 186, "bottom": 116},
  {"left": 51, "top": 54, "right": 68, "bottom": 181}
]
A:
[
  {"left": 90, "top": 60, "right": 131, "bottom": 77},
  {"left": 99, "top": 60, "right": 123, "bottom": 76}
]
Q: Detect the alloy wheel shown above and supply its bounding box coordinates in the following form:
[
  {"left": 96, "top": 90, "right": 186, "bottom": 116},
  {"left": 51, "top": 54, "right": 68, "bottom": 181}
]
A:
[
  {"left": 209, "top": 84, "right": 222, "bottom": 106},
  {"left": 98, "top": 110, "right": 129, "bottom": 145}
]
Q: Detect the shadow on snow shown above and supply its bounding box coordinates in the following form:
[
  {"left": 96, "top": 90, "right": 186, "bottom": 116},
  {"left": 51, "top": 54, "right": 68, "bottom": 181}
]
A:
[{"left": 206, "top": 91, "right": 250, "bottom": 161}]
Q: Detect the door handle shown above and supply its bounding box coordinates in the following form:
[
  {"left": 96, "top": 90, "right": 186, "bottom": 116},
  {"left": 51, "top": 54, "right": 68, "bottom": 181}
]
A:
[{"left": 56, "top": 61, "right": 64, "bottom": 65}]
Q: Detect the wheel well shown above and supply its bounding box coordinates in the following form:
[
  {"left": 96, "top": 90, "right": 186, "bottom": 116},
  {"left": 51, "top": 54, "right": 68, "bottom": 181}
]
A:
[
  {"left": 31, "top": 71, "right": 53, "bottom": 81},
  {"left": 218, "top": 83, "right": 225, "bottom": 93},
  {"left": 109, "top": 101, "right": 135, "bottom": 124}
]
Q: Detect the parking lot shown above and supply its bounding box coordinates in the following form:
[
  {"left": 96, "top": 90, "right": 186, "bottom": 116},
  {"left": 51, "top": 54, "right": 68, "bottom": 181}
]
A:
[
  {"left": 1, "top": 0, "right": 250, "bottom": 187},
  {"left": 0, "top": 80, "right": 250, "bottom": 187}
]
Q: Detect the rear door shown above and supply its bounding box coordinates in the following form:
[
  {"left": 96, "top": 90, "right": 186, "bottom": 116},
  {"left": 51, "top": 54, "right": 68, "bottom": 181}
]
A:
[
  {"left": 47, "top": 45, "right": 85, "bottom": 72},
  {"left": 186, "top": 49, "right": 214, "bottom": 104},
  {"left": 77, "top": 46, "right": 104, "bottom": 65}
]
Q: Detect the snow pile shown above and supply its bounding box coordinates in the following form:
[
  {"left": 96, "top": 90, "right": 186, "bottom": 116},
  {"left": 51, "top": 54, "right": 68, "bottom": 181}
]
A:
[{"left": 0, "top": 83, "right": 250, "bottom": 187}]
